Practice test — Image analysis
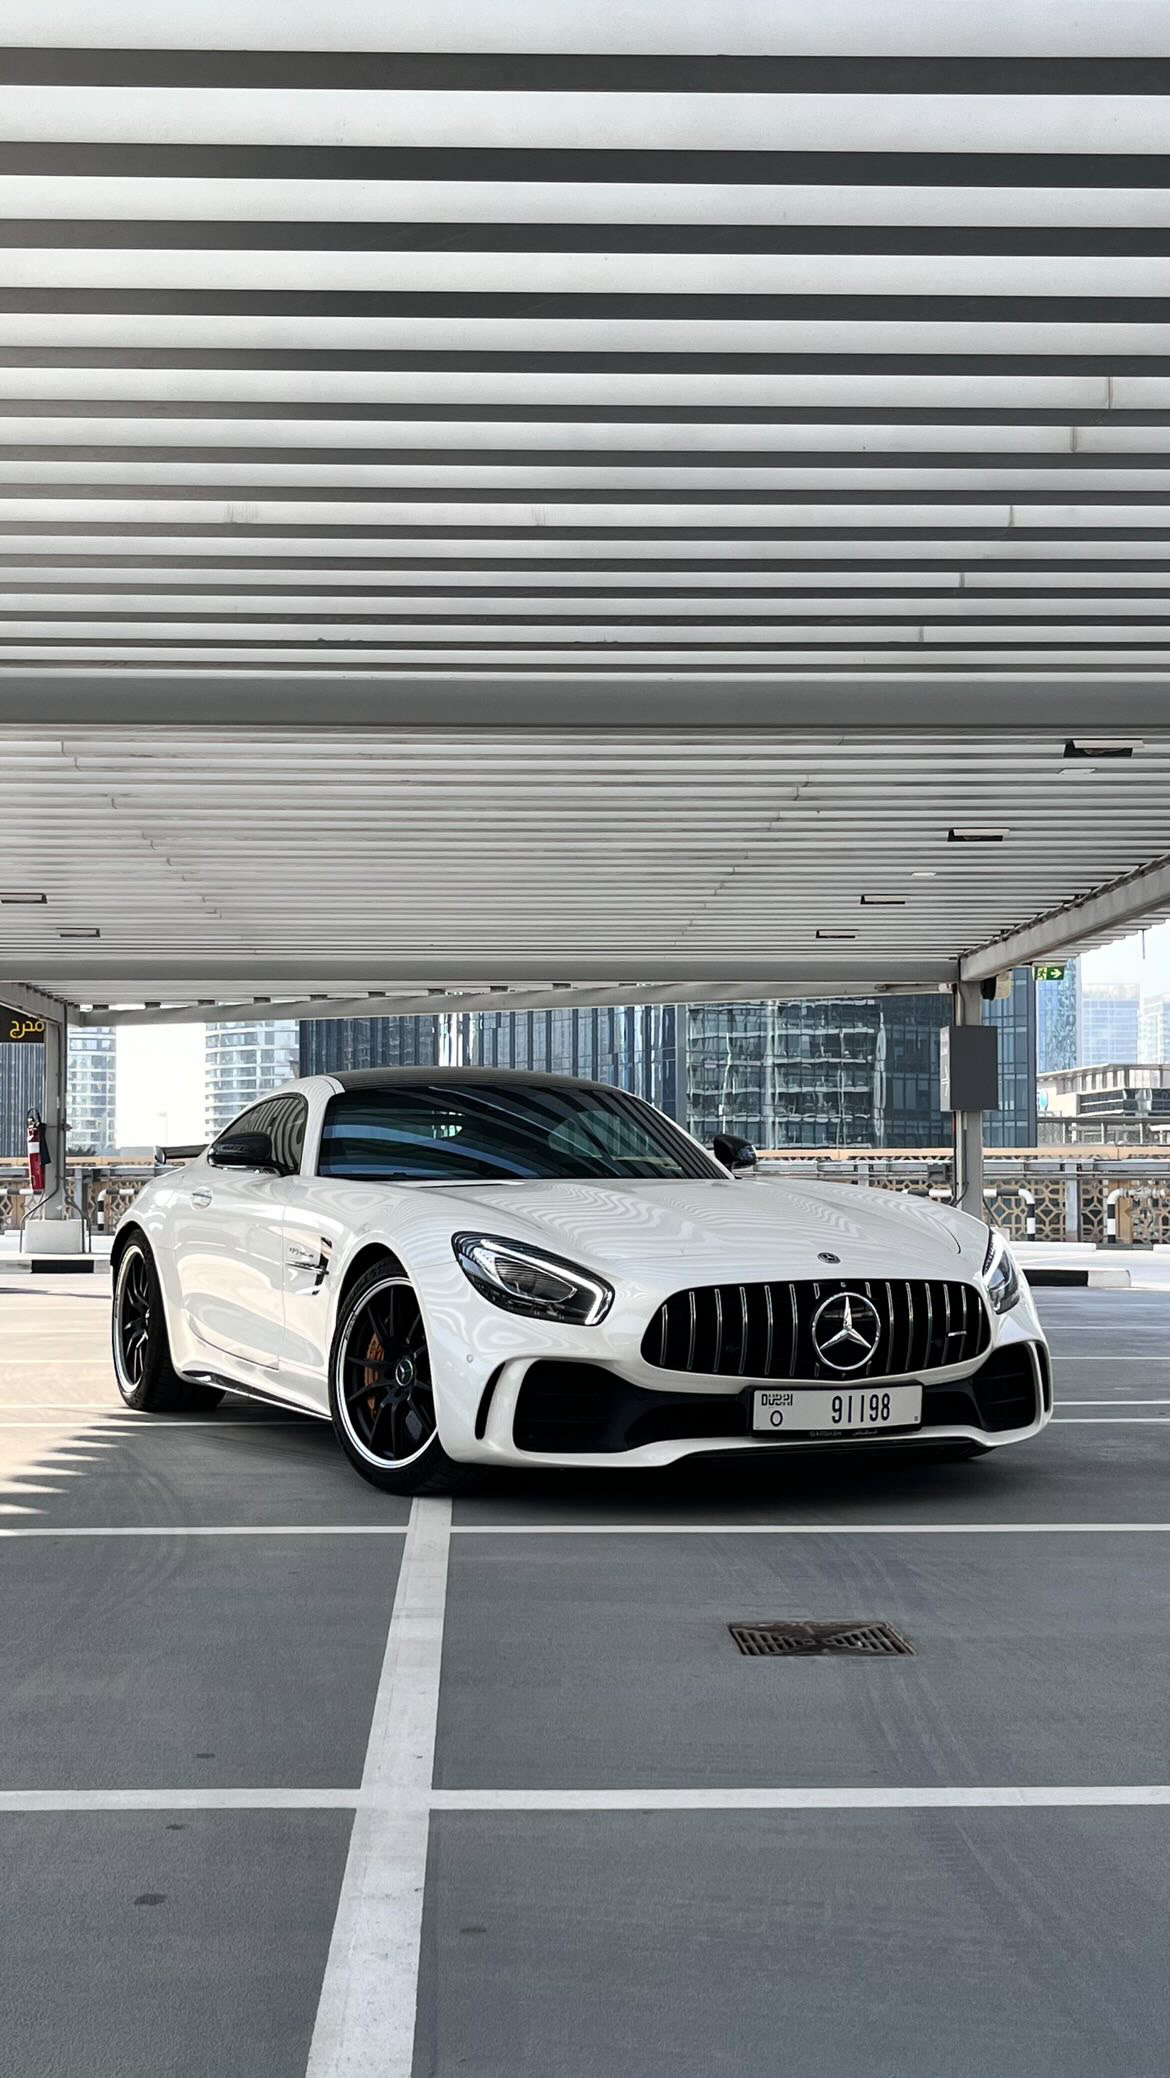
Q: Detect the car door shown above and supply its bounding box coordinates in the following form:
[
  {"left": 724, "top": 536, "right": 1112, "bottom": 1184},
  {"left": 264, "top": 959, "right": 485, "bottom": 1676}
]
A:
[{"left": 171, "top": 1094, "right": 308, "bottom": 1371}]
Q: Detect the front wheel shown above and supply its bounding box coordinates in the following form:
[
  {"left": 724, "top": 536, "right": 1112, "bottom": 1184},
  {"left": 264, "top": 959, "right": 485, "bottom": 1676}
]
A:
[
  {"left": 328, "top": 1265, "right": 468, "bottom": 1495},
  {"left": 112, "top": 1238, "right": 224, "bottom": 1412}
]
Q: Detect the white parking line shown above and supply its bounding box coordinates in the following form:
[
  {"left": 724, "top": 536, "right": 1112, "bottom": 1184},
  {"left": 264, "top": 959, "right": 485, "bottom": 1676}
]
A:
[
  {"left": 1052, "top": 1418, "right": 1169, "bottom": 1425},
  {"left": 0, "top": 1521, "right": 1165, "bottom": 1539},
  {"left": 0, "top": 1787, "right": 360, "bottom": 1811},
  {"left": 0, "top": 1524, "right": 408, "bottom": 1537},
  {"left": 1, "top": 1783, "right": 1164, "bottom": 1815},
  {"left": 305, "top": 1495, "right": 452, "bottom": 2078},
  {"left": 430, "top": 1786, "right": 1170, "bottom": 1812},
  {"left": 447, "top": 1522, "right": 1169, "bottom": 1536}
]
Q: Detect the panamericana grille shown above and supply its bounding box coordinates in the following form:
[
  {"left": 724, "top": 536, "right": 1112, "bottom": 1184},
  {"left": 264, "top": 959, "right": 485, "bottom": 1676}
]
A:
[{"left": 641, "top": 1278, "right": 989, "bottom": 1383}]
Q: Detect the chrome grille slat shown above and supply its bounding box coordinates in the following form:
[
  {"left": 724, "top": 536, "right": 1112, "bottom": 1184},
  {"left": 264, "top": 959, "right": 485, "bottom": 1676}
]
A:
[
  {"left": 737, "top": 1285, "right": 749, "bottom": 1376},
  {"left": 644, "top": 1279, "right": 990, "bottom": 1381}
]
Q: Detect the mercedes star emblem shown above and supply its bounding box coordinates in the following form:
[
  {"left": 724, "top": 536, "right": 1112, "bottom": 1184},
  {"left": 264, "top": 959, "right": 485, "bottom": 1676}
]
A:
[
  {"left": 810, "top": 1291, "right": 882, "bottom": 1372},
  {"left": 817, "top": 1251, "right": 840, "bottom": 1264}
]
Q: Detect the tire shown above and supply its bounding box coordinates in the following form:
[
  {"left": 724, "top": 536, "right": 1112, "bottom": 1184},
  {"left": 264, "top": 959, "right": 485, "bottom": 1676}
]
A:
[
  {"left": 328, "top": 1263, "right": 469, "bottom": 1495},
  {"left": 112, "top": 1237, "right": 224, "bottom": 1413}
]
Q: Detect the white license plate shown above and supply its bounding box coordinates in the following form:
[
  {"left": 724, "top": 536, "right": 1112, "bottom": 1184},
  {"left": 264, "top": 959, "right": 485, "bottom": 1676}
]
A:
[{"left": 752, "top": 1385, "right": 923, "bottom": 1434}]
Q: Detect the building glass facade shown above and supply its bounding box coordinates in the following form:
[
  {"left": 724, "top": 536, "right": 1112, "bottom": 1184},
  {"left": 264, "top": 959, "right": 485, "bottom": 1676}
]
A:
[
  {"left": 1138, "top": 993, "right": 1170, "bottom": 1065},
  {"left": 1078, "top": 984, "right": 1140, "bottom": 1067},
  {"left": 206, "top": 1019, "right": 300, "bottom": 1138},
  {"left": 686, "top": 972, "right": 1036, "bottom": 1150},
  {"left": 1035, "top": 959, "right": 1079, "bottom": 1074},
  {"left": 300, "top": 983, "right": 1033, "bottom": 1153},
  {"left": 300, "top": 1015, "right": 440, "bottom": 1078},
  {"left": 0, "top": 1027, "right": 117, "bottom": 1156},
  {"left": 299, "top": 1006, "right": 678, "bottom": 1116}
]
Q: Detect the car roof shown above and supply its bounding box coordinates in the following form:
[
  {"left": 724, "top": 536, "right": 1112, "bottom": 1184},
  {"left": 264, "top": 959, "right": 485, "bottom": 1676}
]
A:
[{"left": 328, "top": 1066, "right": 611, "bottom": 1093}]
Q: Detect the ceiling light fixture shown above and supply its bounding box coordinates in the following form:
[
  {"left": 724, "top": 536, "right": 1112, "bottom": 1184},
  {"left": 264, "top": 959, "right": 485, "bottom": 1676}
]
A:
[
  {"left": 860, "top": 895, "right": 906, "bottom": 906},
  {"left": 816, "top": 930, "right": 857, "bottom": 940},
  {"left": 0, "top": 891, "right": 46, "bottom": 904},
  {"left": 949, "top": 827, "right": 1009, "bottom": 843},
  {"left": 58, "top": 927, "right": 100, "bottom": 939},
  {"left": 1063, "top": 739, "right": 1139, "bottom": 760}
]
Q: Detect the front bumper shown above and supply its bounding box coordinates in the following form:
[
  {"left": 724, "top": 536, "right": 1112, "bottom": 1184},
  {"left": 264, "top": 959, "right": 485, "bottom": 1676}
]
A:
[{"left": 424, "top": 1265, "right": 1053, "bottom": 1468}]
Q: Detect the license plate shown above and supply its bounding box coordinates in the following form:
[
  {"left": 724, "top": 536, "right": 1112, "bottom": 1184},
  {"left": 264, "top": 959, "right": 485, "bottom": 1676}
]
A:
[{"left": 752, "top": 1385, "right": 923, "bottom": 1434}]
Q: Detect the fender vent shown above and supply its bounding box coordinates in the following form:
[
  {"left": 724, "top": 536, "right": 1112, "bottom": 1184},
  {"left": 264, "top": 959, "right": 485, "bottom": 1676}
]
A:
[{"left": 729, "top": 1619, "right": 915, "bottom": 1658}]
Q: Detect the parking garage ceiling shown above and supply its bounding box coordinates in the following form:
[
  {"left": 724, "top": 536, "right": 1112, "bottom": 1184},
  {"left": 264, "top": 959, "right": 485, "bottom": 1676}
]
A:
[{"left": 0, "top": 2, "right": 1167, "bottom": 1018}]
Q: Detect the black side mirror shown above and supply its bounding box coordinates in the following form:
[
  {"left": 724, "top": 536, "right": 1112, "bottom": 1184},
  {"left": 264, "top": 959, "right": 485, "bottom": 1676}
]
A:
[
  {"left": 209, "top": 1131, "right": 279, "bottom": 1172},
  {"left": 712, "top": 1133, "right": 758, "bottom": 1176}
]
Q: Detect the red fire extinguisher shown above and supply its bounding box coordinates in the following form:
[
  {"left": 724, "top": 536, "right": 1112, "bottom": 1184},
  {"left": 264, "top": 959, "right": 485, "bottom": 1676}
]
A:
[{"left": 26, "top": 1109, "right": 50, "bottom": 1195}]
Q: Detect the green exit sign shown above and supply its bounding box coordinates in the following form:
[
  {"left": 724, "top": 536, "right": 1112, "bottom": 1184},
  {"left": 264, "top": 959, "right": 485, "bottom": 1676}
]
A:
[{"left": 1033, "top": 963, "right": 1067, "bottom": 982}]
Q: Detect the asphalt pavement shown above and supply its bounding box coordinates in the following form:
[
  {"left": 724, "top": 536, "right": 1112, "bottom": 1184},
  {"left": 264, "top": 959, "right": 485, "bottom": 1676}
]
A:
[{"left": 0, "top": 1273, "right": 1166, "bottom": 2078}]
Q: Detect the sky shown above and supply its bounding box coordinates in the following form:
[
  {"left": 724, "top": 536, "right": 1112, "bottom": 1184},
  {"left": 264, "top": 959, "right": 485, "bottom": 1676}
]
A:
[{"left": 112, "top": 921, "right": 1170, "bottom": 1146}]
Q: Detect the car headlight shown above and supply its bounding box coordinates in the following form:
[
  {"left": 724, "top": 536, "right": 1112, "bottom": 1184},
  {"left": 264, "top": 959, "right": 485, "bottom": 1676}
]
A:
[
  {"left": 982, "top": 1227, "right": 1021, "bottom": 1314},
  {"left": 452, "top": 1233, "right": 614, "bottom": 1325}
]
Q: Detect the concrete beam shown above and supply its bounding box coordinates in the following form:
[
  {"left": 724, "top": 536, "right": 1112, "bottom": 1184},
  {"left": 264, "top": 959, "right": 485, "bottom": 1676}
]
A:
[
  {"left": 2, "top": 675, "right": 1169, "bottom": 733},
  {"left": 0, "top": 980, "right": 69, "bottom": 1026},
  {"left": 961, "top": 850, "right": 1170, "bottom": 982},
  {"left": 76, "top": 975, "right": 950, "bottom": 1029}
]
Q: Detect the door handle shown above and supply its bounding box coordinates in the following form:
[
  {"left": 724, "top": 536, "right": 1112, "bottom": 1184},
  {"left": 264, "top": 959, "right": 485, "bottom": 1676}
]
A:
[{"left": 189, "top": 1188, "right": 212, "bottom": 1208}]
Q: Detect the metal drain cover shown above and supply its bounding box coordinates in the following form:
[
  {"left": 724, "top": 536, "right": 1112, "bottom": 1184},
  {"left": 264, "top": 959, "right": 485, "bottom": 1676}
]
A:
[{"left": 729, "top": 1619, "right": 914, "bottom": 1658}]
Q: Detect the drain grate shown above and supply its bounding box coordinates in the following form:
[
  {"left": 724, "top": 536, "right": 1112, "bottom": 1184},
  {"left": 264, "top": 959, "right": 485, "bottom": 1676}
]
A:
[{"left": 729, "top": 1619, "right": 915, "bottom": 1658}]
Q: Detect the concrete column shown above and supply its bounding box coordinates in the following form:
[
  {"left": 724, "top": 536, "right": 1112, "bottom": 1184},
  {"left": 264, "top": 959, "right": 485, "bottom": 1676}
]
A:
[
  {"left": 38, "top": 1009, "right": 69, "bottom": 1219},
  {"left": 24, "top": 1007, "right": 86, "bottom": 1253},
  {"left": 951, "top": 979, "right": 988, "bottom": 1223}
]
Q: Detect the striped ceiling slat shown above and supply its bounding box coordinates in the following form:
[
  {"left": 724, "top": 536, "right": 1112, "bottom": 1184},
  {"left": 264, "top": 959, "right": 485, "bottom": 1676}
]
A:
[{"left": 0, "top": 2, "right": 1167, "bottom": 1010}]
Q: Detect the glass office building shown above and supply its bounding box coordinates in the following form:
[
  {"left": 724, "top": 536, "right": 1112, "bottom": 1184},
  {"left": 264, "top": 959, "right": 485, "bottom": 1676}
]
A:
[
  {"left": 1035, "top": 959, "right": 1079, "bottom": 1074},
  {"left": 300, "top": 1006, "right": 678, "bottom": 1115},
  {"left": 300, "top": 1015, "right": 440, "bottom": 1078},
  {"left": 206, "top": 1019, "right": 300, "bottom": 1138},
  {"left": 299, "top": 981, "right": 1033, "bottom": 1150},
  {"left": 0, "top": 1027, "right": 117, "bottom": 1157},
  {"left": 685, "top": 971, "right": 1036, "bottom": 1150},
  {"left": 1078, "top": 984, "right": 1140, "bottom": 1067}
]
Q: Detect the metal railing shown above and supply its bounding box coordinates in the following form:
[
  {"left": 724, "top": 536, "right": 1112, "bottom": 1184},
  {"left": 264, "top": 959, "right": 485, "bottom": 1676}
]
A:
[{"left": 2, "top": 1150, "right": 1168, "bottom": 1246}]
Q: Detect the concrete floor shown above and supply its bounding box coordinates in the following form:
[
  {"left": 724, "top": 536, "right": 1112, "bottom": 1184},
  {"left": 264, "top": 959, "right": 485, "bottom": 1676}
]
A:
[{"left": 0, "top": 1273, "right": 1166, "bottom": 2078}]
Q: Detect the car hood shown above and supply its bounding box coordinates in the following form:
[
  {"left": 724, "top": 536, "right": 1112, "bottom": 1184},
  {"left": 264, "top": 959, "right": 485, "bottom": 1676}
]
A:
[{"left": 423, "top": 1175, "right": 977, "bottom": 1284}]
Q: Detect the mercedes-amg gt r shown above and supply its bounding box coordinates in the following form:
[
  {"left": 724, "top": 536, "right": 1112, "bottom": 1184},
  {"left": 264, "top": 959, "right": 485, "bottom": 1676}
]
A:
[{"left": 111, "top": 1069, "right": 1051, "bottom": 1492}]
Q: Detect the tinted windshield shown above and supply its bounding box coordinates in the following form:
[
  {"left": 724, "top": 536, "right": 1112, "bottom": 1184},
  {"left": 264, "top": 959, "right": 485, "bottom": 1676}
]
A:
[{"left": 316, "top": 1082, "right": 720, "bottom": 1184}]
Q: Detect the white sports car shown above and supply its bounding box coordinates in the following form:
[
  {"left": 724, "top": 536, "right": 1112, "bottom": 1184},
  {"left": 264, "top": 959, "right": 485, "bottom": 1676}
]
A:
[{"left": 111, "top": 1068, "right": 1052, "bottom": 1493}]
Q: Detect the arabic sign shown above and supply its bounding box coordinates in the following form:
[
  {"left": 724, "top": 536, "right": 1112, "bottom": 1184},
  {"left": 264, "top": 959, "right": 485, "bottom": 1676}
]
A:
[{"left": 2, "top": 1005, "right": 46, "bottom": 1044}]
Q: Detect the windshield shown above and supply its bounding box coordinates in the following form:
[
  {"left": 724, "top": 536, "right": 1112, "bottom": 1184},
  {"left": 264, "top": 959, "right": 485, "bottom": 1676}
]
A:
[{"left": 316, "top": 1082, "right": 721, "bottom": 1184}]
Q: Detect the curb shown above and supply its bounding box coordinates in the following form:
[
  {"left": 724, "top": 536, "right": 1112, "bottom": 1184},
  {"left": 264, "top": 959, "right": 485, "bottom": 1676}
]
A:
[
  {"left": 2, "top": 1255, "right": 99, "bottom": 1275},
  {"left": 1025, "top": 1266, "right": 1132, "bottom": 1289}
]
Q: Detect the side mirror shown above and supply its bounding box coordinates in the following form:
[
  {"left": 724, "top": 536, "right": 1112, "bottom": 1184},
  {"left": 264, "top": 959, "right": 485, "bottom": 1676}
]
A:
[
  {"left": 712, "top": 1133, "right": 758, "bottom": 1176},
  {"left": 209, "top": 1131, "right": 279, "bottom": 1172}
]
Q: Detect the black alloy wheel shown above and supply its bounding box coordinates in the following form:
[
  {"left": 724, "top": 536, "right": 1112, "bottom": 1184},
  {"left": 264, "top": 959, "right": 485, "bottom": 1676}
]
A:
[
  {"left": 329, "top": 1265, "right": 467, "bottom": 1494},
  {"left": 111, "top": 1236, "right": 224, "bottom": 1412}
]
